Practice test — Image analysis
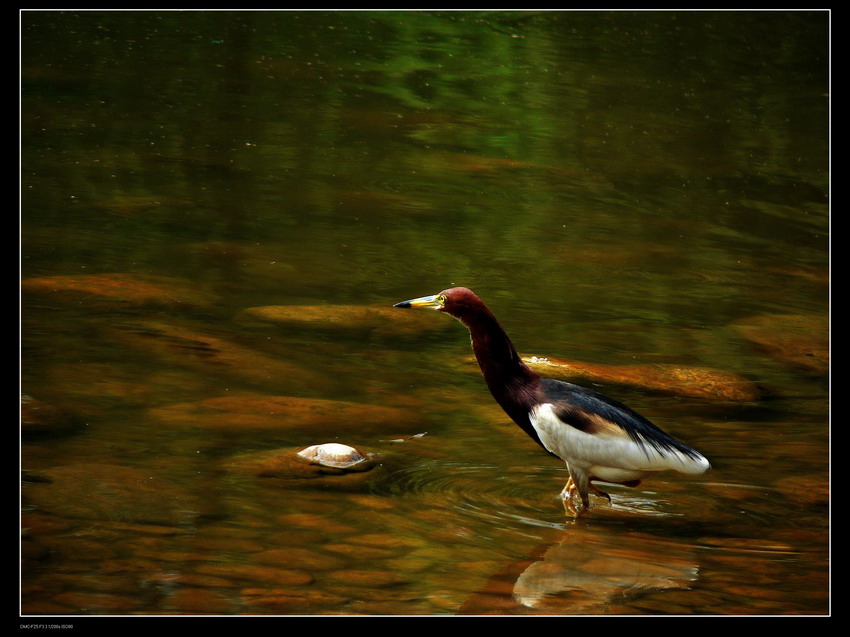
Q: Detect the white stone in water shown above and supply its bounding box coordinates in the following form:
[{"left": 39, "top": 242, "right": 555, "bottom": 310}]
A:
[{"left": 297, "top": 443, "right": 367, "bottom": 469}]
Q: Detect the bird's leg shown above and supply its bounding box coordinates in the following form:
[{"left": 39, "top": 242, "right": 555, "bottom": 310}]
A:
[
  {"left": 559, "top": 476, "right": 575, "bottom": 500},
  {"left": 588, "top": 482, "right": 611, "bottom": 502},
  {"left": 559, "top": 476, "right": 580, "bottom": 515},
  {"left": 574, "top": 473, "right": 591, "bottom": 511},
  {"left": 560, "top": 482, "right": 581, "bottom": 516},
  {"left": 561, "top": 495, "right": 580, "bottom": 516},
  {"left": 561, "top": 468, "right": 592, "bottom": 515},
  {"left": 560, "top": 471, "right": 612, "bottom": 515}
]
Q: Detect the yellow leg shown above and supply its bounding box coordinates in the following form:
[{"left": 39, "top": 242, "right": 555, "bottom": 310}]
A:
[
  {"left": 559, "top": 473, "right": 610, "bottom": 515},
  {"left": 560, "top": 476, "right": 575, "bottom": 499},
  {"left": 559, "top": 477, "right": 584, "bottom": 516}
]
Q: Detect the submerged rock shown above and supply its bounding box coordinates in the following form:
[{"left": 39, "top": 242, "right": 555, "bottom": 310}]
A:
[
  {"left": 731, "top": 314, "right": 828, "bottom": 375},
  {"left": 42, "top": 363, "right": 210, "bottom": 409},
  {"left": 236, "top": 304, "right": 450, "bottom": 339},
  {"left": 21, "top": 273, "right": 217, "bottom": 309},
  {"left": 149, "top": 394, "right": 421, "bottom": 435},
  {"left": 108, "top": 321, "right": 324, "bottom": 391},
  {"left": 23, "top": 463, "right": 201, "bottom": 526},
  {"left": 522, "top": 355, "right": 760, "bottom": 402}
]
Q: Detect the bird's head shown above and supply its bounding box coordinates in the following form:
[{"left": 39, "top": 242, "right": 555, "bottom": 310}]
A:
[{"left": 393, "top": 286, "right": 486, "bottom": 323}]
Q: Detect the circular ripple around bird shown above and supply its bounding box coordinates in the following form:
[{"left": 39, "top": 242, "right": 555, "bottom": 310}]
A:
[
  {"left": 375, "top": 460, "right": 573, "bottom": 531},
  {"left": 375, "top": 459, "right": 683, "bottom": 532}
]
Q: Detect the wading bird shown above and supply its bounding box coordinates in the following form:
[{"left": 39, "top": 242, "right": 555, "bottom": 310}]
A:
[{"left": 393, "top": 287, "right": 710, "bottom": 514}]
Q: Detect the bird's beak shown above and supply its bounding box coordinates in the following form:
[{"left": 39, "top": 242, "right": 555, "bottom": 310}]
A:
[{"left": 393, "top": 294, "right": 444, "bottom": 310}]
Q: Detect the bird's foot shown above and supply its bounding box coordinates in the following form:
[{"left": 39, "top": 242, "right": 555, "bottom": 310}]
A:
[
  {"left": 559, "top": 479, "right": 589, "bottom": 516},
  {"left": 560, "top": 493, "right": 583, "bottom": 517},
  {"left": 559, "top": 479, "right": 611, "bottom": 516},
  {"left": 559, "top": 477, "right": 576, "bottom": 500}
]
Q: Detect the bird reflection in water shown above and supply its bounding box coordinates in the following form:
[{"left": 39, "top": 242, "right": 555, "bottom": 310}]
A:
[
  {"left": 458, "top": 525, "right": 700, "bottom": 614},
  {"left": 514, "top": 528, "right": 700, "bottom": 613}
]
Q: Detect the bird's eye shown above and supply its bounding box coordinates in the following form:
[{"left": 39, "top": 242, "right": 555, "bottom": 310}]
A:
[{"left": 437, "top": 294, "right": 447, "bottom": 306}]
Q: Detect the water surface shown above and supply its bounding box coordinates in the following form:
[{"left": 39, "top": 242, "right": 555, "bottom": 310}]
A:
[{"left": 21, "top": 10, "right": 829, "bottom": 617}]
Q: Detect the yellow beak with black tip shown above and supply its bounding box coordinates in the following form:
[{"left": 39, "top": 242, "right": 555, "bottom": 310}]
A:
[{"left": 393, "top": 293, "right": 446, "bottom": 310}]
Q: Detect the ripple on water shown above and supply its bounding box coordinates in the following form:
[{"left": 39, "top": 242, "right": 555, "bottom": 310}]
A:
[{"left": 373, "top": 459, "right": 687, "bottom": 538}]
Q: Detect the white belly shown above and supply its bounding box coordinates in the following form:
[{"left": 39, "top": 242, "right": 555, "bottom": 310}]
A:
[{"left": 585, "top": 465, "right": 653, "bottom": 484}]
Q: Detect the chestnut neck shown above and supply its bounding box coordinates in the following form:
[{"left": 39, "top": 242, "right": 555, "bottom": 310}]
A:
[{"left": 454, "top": 303, "right": 540, "bottom": 417}]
